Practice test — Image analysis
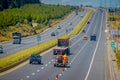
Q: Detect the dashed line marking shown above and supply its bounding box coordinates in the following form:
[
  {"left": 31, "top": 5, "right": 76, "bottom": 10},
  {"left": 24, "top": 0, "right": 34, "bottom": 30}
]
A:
[
  {"left": 51, "top": 59, "right": 54, "bottom": 62},
  {"left": 20, "top": 79, "right": 23, "bottom": 80},
  {"left": 45, "top": 64, "right": 48, "bottom": 66},
  {"left": 31, "top": 73, "right": 35, "bottom": 76},
  {"left": 26, "top": 76, "right": 30, "bottom": 78},
  {"left": 37, "top": 69, "right": 40, "bottom": 72},
  {"left": 48, "top": 62, "right": 51, "bottom": 64},
  {"left": 65, "top": 68, "right": 67, "bottom": 70},
  {"left": 59, "top": 74, "right": 62, "bottom": 76},
  {"left": 41, "top": 67, "right": 44, "bottom": 69}
]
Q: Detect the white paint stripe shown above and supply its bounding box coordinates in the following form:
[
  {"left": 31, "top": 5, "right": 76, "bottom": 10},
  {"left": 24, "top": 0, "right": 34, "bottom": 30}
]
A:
[
  {"left": 70, "top": 12, "right": 97, "bottom": 48},
  {"left": 41, "top": 67, "right": 44, "bottom": 69},
  {"left": 20, "top": 79, "right": 23, "bottom": 80},
  {"left": 37, "top": 69, "right": 40, "bottom": 72},
  {"left": 59, "top": 74, "right": 62, "bottom": 76},
  {"left": 45, "top": 64, "right": 48, "bottom": 66},
  {"left": 31, "top": 73, "right": 35, "bottom": 75},
  {"left": 49, "top": 61, "right": 51, "bottom": 63},
  {"left": 26, "top": 76, "right": 30, "bottom": 78},
  {"left": 51, "top": 59, "right": 54, "bottom": 62},
  {"left": 71, "top": 41, "right": 89, "bottom": 63},
  {"left": 84, "top": 11, "right": 103, "bottom": 80}
]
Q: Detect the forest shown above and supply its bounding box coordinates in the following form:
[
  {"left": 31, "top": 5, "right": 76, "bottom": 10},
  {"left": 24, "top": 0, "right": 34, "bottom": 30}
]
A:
[
  {"left": 0, "top": 3, "right": 76, "bottom": 41},
  {"left": 0, "top": 0, "right": 41, "bottom": 10}
]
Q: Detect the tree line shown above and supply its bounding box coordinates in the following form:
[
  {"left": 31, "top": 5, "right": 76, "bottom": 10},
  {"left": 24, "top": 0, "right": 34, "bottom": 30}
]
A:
[
  {"left": 0, "top": 0, "right": 41, "bottom": 11},
  {"left": 0, "top": 4, "right": 75, "bottom": 30}
]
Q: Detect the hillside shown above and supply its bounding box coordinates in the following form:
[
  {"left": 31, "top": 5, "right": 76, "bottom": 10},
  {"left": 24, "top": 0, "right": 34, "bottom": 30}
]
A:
[
  {"left": 0, "top": 0, "right": 41, "bottom": 11},
  {"left": 0, "top": 4, "right": 75, "bottom": 42}
]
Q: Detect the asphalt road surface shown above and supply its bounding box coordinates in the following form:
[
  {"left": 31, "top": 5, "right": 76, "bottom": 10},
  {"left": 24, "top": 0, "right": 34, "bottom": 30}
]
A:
[
  {"left": 0, "top": 9, "right": 111, "bottom": 80},
  {"left": 0, "top": 9, "right": 88, "bottom": 58}
]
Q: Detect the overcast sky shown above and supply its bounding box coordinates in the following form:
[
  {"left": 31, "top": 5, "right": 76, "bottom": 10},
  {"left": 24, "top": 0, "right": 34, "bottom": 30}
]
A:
[{"left": 41, "top": 0, "right": 120, "bottom": 7}]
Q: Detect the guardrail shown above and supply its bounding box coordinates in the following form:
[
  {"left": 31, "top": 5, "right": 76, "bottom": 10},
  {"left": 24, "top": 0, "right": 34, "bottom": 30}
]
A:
[{"left": 0, "top": 10, "right": 93, "bottom": 72}]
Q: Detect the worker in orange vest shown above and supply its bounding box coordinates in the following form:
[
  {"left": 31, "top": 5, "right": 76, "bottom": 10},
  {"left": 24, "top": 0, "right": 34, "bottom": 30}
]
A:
[{"left": 63, "top": 54, "right": 68, "bottom": 64}]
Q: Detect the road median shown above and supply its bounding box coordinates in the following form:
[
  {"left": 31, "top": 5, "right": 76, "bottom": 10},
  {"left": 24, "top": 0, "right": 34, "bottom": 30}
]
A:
[{"left": 0, "top": 10, "right": 93, "bottom": 72}]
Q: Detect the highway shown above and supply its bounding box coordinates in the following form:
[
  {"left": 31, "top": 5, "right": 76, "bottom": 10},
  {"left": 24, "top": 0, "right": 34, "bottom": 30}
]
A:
[
  {"left": 0, "top": 9, "right": 88, "bottom": 58},
  {"left": 0, "top": 9, "right": 111, "bottom": 80}
]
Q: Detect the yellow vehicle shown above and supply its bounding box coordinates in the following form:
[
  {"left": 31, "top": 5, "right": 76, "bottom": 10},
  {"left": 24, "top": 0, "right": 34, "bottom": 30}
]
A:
[{"left": 82, "top": 35, "right": 88, "bottom": 40}]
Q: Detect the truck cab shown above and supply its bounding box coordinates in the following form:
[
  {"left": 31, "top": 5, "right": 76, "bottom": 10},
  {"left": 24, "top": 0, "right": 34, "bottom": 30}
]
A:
[{"left": 12, "top": 32, "right": 21, "bottom": 44}]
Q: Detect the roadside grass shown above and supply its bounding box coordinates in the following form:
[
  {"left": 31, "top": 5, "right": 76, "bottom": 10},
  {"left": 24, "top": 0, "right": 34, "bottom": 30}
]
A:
[
  {"left": 0, "top": 10, "right": 92, "bottom": 72},
  {"left": 116, "top": 50, "right": 120, "bottom": 69}
]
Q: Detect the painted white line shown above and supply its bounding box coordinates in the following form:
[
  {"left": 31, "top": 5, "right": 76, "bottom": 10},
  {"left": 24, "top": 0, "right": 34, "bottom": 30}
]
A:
[
  {"left": 20, "top": 79, "right": 23, "bottom": 80},
  {"left": 51, "top": 59, "right": 54, "bottom": 62},
  {"left": 26, "top": 76, "right": 30, "bottom": 78},
  {"left": 65, "top": 68, "right": 67, "bottom": 70},
  {"left": 45, "top": 64, "right": 48, "bottom": 66},
  {"left": 84, "top": 11, "right": 103, "bottom": 80},
  {"left": 70, "top": 12, "right": 96, "bottom": 48},
  {"left": 71, "top": 41, "right": 89, "bottom": 63},
  {"left": 41, "top": 67, "right": 44, "bottom": 69},
  {"left": 48, "top": 61, "right": 51, "bottom": 64},
  {"left": 31, "top": 73, "right": 35, "bottom": 76},
  {"left": 37, "top": 69, "right": 40, "bottom": 72},
  {"left": 59, "top": 74, "right": 62, "bottom": 76}
]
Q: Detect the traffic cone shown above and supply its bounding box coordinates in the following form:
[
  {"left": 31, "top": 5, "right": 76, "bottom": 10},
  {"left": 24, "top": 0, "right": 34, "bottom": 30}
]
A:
[
  {"left": 61, "top": 68, "right": 65, "bottom": 73},
  {"left": 55, "top": 73, "right": 59, "bottom": 80}
]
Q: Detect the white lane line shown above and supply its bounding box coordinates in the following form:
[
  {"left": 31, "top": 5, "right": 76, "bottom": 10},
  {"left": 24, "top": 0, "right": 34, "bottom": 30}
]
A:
[
  {"left": 45, "top": 64, "right": 48, "bottom": 66},
  {"left": 70, "top": 12, "right": 96, "bottom": 48},
  {"left": 84, "top": 11, "right": 103, "bottom": 80},
  {"left": 51, "top": 59, "right": 54, "bottom": 62},
  {"left": 20, "top": 79, "right": 23, "bottom": 80},
  {"left": 71, "top": 41, "right": 89, "bottom": 63},
  {"left": 31, "top": 73, "right": 35, "bottom": 76},
  {"left": 59, "top": 74, "right": 62, "bottom": 76},
  {"left": 26, "top": 76, "right": 30, "bottom": 78},
  {"left": 37, "top": 69, "right": 40, "bottom": 72},
  {"left": 41, "top": 67, "right": 44, "bottom": 69},
  {"left": 65, "top": 68, "right": 67, "bottom": 70},
  {"left": 48, "top": 61, "right": 51, "bottom": 64}
]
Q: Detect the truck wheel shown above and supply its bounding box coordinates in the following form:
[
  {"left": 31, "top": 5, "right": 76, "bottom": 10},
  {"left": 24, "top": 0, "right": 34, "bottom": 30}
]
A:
[{"left": 54, "top": 64, "right": 56, "bottom": 67}]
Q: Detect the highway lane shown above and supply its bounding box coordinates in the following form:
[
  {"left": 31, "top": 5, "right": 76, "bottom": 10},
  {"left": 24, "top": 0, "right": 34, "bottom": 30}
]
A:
[
  {"left": 86, "top": 10, "right": 110, "bottom": 80},
  {"left": 0, "top": 9, "right": 96, "bottom": 80},
  {"left": 0, "top": 10, "right": 88, "bottom": 58}
]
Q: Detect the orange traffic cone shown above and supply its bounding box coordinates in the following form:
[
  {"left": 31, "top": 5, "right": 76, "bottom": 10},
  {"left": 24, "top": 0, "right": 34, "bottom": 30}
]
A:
[
  {"left": 61, "top": 68, "right": 65, "bottom": 73},
  {"left": 55, "top": 73, "right": 59, "bottom": 80}
]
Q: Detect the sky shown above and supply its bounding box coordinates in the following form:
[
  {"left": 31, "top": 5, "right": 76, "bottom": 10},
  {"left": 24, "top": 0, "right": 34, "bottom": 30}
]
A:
[{"left": 41, "top": 0, "right": 120, "bottom": 7}]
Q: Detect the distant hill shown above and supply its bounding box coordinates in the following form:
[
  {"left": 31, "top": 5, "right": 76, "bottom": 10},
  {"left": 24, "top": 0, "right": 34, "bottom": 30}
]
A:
[{"left": 0, "top": 0, "right": 41, "bottom": 10}]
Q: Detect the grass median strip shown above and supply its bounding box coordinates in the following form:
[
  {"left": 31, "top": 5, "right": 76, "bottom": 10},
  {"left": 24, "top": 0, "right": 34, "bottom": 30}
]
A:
[{"left": 0, "top": 10, "right": 93, "bottom": 72}]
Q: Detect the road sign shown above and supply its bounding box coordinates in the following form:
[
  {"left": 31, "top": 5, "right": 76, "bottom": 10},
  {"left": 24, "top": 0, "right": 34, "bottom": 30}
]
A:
[
  {"left": 111, "top": 41, "right": 116, "bottom": 48},
  {"left": 66, "top": 29, "right": 68, "bottom": 33},
  {"left": 37, "top": 35, "right": 41, "bottom": 41},
  {"left": 56, "top": 31, "right": 59, "bottom": 35},
  {"left": 113, "top": 48, "right": 117, "bottom": 53}
]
